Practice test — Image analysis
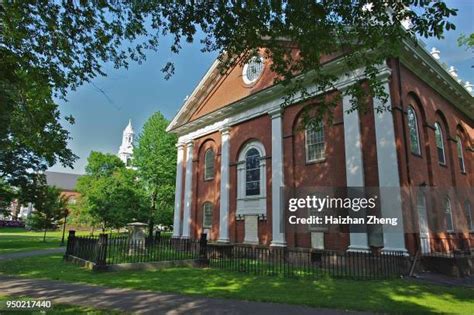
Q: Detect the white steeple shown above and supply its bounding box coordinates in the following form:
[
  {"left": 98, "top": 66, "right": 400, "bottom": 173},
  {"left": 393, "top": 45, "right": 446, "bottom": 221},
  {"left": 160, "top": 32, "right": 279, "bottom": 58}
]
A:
[{"left": 118, "top": 119, "right": 134, "bottom": 167}]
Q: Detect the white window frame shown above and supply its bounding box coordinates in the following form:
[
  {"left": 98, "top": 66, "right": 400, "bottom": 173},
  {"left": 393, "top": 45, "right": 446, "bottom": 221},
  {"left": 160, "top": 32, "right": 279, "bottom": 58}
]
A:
[
  {"left": 434, "top": 122, "right": 446, "bottom": 165},
  {"left": 236, "top": 141, "right": 267, "bottom": 216},
  {"left": 444, "top": 197, "right": 454, "bottom": 232},
  {"left": 202, "top": 202, "right": 213, "bottom": 229},
  {"left": 242, "top": 55, "right": 264, "bottom": 85},
  {"left": 204, "top": 148, "right": 215, "bottom": 180},
  {"left": 407, "top": 106, "right": 421, "bottom": 155},
  {"left": 305, "top": 122, "right": 326, "bottom": 163},
  {"left": 456, "top": 136, "right": 465, "bottom": 173}
]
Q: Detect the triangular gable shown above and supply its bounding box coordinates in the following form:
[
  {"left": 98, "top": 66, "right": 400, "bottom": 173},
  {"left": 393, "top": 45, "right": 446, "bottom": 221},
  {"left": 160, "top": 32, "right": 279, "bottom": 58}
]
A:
[{"left": 167, "top": 56, "right": 278, "bottom": 132}]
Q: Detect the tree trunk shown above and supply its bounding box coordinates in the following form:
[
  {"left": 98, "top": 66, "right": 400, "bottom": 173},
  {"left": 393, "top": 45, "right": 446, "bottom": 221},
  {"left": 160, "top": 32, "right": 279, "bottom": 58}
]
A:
[
  {"left": 148, "top": 189, "right": 157, "bottom": 238},
  {"left": 43, "top": 227, "right": 47, "bottom": 242}
]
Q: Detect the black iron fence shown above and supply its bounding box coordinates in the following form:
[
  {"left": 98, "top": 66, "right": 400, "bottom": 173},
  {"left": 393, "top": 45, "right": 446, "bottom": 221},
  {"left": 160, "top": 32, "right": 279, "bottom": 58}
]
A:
[
  {"left": 65, "top": 231, "right": 200, "bottom": 267},
  {"left": 207, "top": 244, "right": 408, "bottom": 280},
  {"left": 65, "top": 231, "right": 408, "bottom": 279}
]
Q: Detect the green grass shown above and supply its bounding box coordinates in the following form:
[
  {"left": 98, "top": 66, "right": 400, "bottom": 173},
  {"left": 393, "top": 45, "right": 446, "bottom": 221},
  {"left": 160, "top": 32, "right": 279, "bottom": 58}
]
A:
[
  {"left": 0, "top": 254, "right": 473, "bottom": 314},
  {"left": 0, "top": 295, "right": 124, "bottom": 314},
  {"left": 0, "top": 227, "right": 89, "bottom": 254}
]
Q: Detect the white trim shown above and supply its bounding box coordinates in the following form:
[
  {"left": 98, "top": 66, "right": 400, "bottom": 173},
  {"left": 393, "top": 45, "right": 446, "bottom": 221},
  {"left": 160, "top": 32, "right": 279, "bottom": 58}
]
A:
[
  {"left": 172, "top": 143, "right": 185, "bottom": 238},
  {"left": 182, "top": 141, "right": 194, "bottom": 239},
  {"left": 373, "top": 82, "right": 407, "bottom": 253},
  {"left": 270, "top": 109, "right": 286, "bottom": 247},
  {"left": 218, "top": 127, "right": 231, "bottom": 243},
  {"left": 237, "top": 141, "right": 267, "bottom": 216},
  {"left": 175, "top": 66, "right": 387, "bottom": 143},
  {"left": 342, "top": 93, "right": 369, "bottom": 252}
]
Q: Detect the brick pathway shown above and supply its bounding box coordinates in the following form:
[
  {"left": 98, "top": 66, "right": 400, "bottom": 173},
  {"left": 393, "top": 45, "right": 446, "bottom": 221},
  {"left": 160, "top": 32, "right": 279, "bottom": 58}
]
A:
[{"left": 0, "top": 275, "right": 371, "bottom": 314}]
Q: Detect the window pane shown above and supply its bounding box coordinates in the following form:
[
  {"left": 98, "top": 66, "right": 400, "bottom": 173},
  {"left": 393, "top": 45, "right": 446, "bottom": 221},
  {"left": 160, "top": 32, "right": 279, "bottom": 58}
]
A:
[
  {"left": 408, "top": 107, "right": 420, "bottom": 154},
  {"left": 466, "top": 202, "right": 473, "bottom": 231},
  {"left": 203, "top": 203, "right": 213, "bottom": 228},
  {"left": 456, "top": 136, "right": 465, "bottom": 172},
  {"left": 204, "top": 149, "right": 215, "bottom": 180},
  {"left": 306, "top": 122, "right": 325, "bottom": 162},
  {"left": 245, "top": 148, "right": 261, "bottom": 196},
  {"left": 435, "top": 123, "right": 445, "bottom": 164},
  {"left": 445, "top": 198, "right": 453, "bottom": 231}
]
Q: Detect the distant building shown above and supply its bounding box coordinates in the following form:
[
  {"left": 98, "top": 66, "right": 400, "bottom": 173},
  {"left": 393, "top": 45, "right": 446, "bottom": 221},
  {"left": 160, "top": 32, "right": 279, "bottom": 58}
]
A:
[
  {"left": 16, "top": 171, "right": 81, "bottom": 220},
  {"left": 118, "top": 119, "right": 134, "bottom": 168}
]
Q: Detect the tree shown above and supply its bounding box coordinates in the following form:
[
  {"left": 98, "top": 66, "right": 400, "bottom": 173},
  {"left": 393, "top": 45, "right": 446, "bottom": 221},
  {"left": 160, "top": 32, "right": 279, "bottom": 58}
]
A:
[
  {"left": 27, "top": 185, "right": 67, "bottom": 242},
  {"left": 458, "top": 33, "right": 474, "bottom": 67},
  {"left": 0, "top": 2, "right": 457, "bottom": 196},
  {"left": 134, "top": 112, "right": 177, "bottom": 236},
  {"left": 76, "top": 152, "right": 146, "bottom": 231}
]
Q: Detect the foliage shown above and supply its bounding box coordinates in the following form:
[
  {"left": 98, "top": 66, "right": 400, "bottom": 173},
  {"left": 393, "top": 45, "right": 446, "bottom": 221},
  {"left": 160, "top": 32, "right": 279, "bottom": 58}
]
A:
[
  {"left": 134, "top": 112, "right": 177, "bottom": 233},
  {"left": 76, "top": 152, "right": 147, "bottom": 230},
  {"left": 458, "top": 32, "right": 474, "bottom": 67},
  {"left": 1, "top": 254, "right": 474, "bottom": 314},
  {"left": 25, "top": 185, "right": 68, "bottom": 241}
]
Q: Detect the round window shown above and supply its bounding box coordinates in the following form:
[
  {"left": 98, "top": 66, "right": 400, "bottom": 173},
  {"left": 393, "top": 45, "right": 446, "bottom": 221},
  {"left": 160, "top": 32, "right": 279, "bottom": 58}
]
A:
[{"left": 242, "top": 56, "right": 264, "bottom": 85}]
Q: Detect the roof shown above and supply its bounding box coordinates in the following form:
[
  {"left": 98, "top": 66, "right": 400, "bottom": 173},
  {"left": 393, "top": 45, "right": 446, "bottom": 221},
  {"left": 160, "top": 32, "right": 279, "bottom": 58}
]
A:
[
  {"left": 45, "top": 171, "right": 81, "bottom": 191},
  {"left": 167, "top": 40, "right": 473, "bottom": 135}
]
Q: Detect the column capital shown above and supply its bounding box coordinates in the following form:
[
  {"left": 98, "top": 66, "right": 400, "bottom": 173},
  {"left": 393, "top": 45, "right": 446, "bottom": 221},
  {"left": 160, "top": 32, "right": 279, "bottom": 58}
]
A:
[
  {"left": 185, "top": 140, "right": 194, "bottom": 148},
  {"left": 268, "top": 107, "right": 283, "bottom": 119},
  {"left": 220, "top": 126, "right": 231, "bottom": 135},
  {"left": 176, "top": 142, "right": 185, "bottom": 149}
]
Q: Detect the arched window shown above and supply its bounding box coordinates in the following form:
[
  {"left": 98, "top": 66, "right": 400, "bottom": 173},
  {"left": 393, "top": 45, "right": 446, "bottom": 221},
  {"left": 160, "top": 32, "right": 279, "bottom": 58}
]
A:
[
  {"left": 434, "top": 122, "right": 446, "bottom": 165},
  {"left": 202, "top": 202, "right": 213, "bottom": 229},
  {"left": 444, "top": 197, "right": 454, "bottom": 232},
  {"left": 245, "top": 148, "right": 261, "bottom": 196},
  {"left": 305, "top": 121, "right": 325, "bottom": 162},
  {"left": 236, "top": 141, "right": 267, "bottom": 215},
  {"left": 456, "top": 136, "right": 465, "bottom": 173},
  {"left": 407, "top": 106, "right": 421, "bottom": 155},
  {"left": 465, "top": 201, "right": 473, "bottom": 231},
  {"left": 204, "top": 149, "right": 215, "bottom": 180}
]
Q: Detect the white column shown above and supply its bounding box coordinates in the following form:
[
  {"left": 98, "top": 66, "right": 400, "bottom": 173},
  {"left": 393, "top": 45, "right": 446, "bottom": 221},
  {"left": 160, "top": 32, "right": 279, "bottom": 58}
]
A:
[
  {"left": 172, "top": 143, "right": 185, "bottom": 238},
  {"left": 270, "top": 109, "right": 286, "bottom": 247},
  {"left": 182, "top": 140, "right": 194, "bottom": 239},
  {"left": 373, "top": 82, "right": 407, "bottom": 254},
  {"left": 343, "top": 93, "right": 370, "bottom": 252},
  {"left": 218, "top": 127, "right": 230, "bottom": 243}
]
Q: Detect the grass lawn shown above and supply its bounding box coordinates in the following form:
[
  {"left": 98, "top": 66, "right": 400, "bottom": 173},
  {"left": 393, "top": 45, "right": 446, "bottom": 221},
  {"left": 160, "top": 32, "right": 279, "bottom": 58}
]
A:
[
  {"left": 0, "top": 295, "right": 124, "bottom": 314},
  {"left": 0, "top": 254, "right": 473, "bottom": 314},
  {"left": 0, "top": 227, "right": 89, "bottom": 255}
]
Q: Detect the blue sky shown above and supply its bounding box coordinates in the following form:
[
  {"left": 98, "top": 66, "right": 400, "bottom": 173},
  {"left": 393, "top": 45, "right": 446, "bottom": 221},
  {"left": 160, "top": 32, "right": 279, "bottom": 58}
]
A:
[{"left": 50, "top": 1, "right": 473, "bottom": 175}]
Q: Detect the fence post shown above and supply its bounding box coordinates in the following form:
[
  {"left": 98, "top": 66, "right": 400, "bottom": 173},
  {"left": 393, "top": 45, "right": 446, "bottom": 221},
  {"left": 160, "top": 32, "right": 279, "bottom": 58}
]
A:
[
  {"left": 95, "top": 233, "right": 108, "bottom": 271},
  {"left": 64, "top": 230, "right": 76, "bottom": 260},
  {"left": 198, "top": 233, "right": 209, "bottom": 267}
]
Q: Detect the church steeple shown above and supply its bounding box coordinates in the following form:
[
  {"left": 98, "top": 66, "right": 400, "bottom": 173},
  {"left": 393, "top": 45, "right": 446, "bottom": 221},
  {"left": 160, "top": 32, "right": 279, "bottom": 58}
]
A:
[{"left": 118, "top": 119, "right": 134, "bottom": 167}]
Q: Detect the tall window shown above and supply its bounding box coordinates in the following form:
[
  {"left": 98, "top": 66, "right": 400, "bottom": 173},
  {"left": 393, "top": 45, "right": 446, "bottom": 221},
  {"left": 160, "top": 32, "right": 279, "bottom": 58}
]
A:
[
  {"left": 465, "top": 201, "right": 473, "bottom": 231},
  {"left": 305, "top": 121, "right": 325, "bottom": 162},
  {"left": 245, "top": 148, "right": 261, "bottom": 196},
  {"left": 434, "top": 122, "right": 446, "bottom": 165},
  {"left": 456, "top": 136, "right": 465, "bottom": 173},
  {"left": 444, "top": 197, "right": 454, "bottom": 232},
  {"left": 202, "top": 202, "right": 213, "bottom": 229},
  {"left": 407, "top": 106, "right": 421, "bottom": 155},
  {"left": 204, "top": 149, "right": 215, "bottom": 180}
]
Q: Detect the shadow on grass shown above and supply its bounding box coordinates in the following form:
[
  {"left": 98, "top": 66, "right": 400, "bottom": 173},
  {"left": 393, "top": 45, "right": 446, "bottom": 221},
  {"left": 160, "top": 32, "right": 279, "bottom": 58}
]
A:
[{"left": 0, "top": 254, "right": 473, "bottom": 314}]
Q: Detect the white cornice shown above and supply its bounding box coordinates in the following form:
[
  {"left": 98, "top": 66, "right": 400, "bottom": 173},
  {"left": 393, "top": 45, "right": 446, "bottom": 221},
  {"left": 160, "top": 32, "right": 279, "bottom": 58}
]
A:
[
  {"left": 400, "top": 39, "right": 473, "bottom": 119},
  {"left": 176, "top": 65, "right": 390, "bottom": 143}
]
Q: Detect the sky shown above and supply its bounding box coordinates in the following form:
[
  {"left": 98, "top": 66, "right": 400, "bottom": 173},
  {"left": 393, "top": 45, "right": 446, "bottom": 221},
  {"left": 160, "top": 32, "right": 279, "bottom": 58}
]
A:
[{"left": 49, "top": 1, "right": 474, "bottom": 175}]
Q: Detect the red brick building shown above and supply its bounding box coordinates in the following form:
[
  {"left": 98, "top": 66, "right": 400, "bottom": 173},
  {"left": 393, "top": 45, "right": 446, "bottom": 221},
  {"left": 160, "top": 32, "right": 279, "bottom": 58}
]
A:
[{"left": 167, "top": 41, "right": 473, "bottom": 255}]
